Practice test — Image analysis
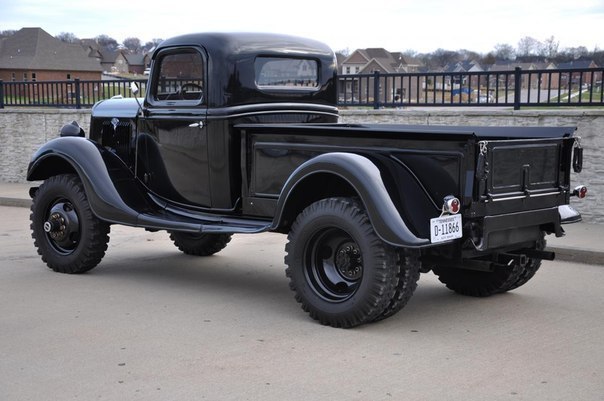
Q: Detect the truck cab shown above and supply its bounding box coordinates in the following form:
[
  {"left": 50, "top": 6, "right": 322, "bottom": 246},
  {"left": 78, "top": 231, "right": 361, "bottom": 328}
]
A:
[{"left": 89, "top": 33, "right": 338, "bottom": 211}]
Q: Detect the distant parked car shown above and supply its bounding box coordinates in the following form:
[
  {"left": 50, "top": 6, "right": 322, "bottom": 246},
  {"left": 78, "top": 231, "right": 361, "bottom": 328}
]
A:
[
  {"left": 478, "top": 94, "right": 494, "bottom": 103},
  {"left": 143, "top": 68, "right": 150, "bottom": 75}
]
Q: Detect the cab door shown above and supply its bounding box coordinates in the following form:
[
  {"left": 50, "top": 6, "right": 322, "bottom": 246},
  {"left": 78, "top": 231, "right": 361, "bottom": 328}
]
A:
[{"left": 137, "top": 47, "right": 211, "bottom": 207}]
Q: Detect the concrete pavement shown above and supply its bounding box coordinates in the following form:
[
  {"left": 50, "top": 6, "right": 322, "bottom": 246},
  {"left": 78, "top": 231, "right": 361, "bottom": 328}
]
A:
[
  {"left": 1, "top": 181, "right": 601, "bottom": 265},
  {"left": 1, "top": 205, "right": 603, "bottom": 401}
]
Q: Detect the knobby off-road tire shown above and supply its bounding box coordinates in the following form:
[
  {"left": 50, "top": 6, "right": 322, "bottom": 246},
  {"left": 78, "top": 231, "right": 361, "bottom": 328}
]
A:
[
  {"left": 432, "top": 235, "right": 545, "bottom": 297},
  {"left": 501, "top": 236, "right": 545, "bottom": 292},
  {"left": 373, "top": 248, "right": 421, "bottom": 322},
  {"left": 30, "top": 174, "right": 110, "bottom": 274},
  {"left": 285, "top": 197, "right": 419, "bottom": 328},
  {"left": 169, "top": 232, "right": 232, "bottom": 256}
]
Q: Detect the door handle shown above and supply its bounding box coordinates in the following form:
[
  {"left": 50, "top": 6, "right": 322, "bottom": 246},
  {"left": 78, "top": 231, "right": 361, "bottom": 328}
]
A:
[{"left": 188, "top": 121, "right": 204, "bottom": 129}]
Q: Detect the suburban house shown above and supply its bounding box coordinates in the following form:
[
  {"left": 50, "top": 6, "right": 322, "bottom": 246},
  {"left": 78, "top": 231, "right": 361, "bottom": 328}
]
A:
[
  {"left": 339, "top": 48, "right": 424, "bottom": 103},
  {"left": 0, "top": 27, "right": 102, "bottom": 82},
  {"left": 440, "top": 61, "right": 483, "bottom": 93},
  {"left": 556, "top": 59, "right": 602, "bottom": 90},
  {"left": 124, "top": 53, "right": 148, "bottom": 75},
  {"left": 487, "top": 59, "right": 601, "bottom": 91},
  {"left": 81, "top": 39, "right": 150, "bottom": 75}
]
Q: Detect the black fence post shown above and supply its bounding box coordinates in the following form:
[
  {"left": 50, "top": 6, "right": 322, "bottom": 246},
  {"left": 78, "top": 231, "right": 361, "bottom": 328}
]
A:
[
  {"left": 513, "top": 67, "right": 522, "bottom": 110},
  {"left": 0, "top": 80, "right": 4, "bottom": 109},
  {"left": 74, "top": 78, "right": 81, "bottom": 109},
  {"left": 373, "top": 71, "right": 380, "bottom": 109}
]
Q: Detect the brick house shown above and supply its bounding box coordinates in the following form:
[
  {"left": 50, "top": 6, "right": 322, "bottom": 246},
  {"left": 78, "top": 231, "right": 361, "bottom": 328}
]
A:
[
  {"left": 81, "top": 39, "right": 150, "bottom": 76},
  {"left": 0, "top": 27, "right": 102, "bottom": 82},
  {"left": 556, "top": 59, "right": 601, "bottom": 90},
  {"left": 339, "top": 48, "right": 424, "bottom": 103}
]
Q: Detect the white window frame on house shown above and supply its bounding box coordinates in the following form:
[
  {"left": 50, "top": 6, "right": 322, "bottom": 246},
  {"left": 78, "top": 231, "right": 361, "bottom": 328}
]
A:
[
  {"left": 23, "top": 72, "right": 28, "bottom": 82},
  {"left": 31, "top": 73, "right": 37, "bottom": 82}
]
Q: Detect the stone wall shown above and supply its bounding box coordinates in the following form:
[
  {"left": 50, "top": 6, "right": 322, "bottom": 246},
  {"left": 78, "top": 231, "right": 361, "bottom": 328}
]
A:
[
  {"left": 1, "top": 107, "right": 601, "bottom": 222},
  {"left": 0, "top": 108, "right": 91, "bottom": 183}
]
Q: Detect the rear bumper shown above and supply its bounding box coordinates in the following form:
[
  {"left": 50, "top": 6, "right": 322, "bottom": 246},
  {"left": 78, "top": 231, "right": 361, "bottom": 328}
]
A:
[
  {"left": 476, "top": 207, "right": 561, "bottom": 251},
  {"left": 559, "top": 205, "right": 582, "bottom": 224}
]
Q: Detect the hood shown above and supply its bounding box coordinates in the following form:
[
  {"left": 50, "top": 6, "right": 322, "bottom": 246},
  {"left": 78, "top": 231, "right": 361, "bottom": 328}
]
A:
[{"left": 91, "top": 97, "right": 144, "bottom": 119}]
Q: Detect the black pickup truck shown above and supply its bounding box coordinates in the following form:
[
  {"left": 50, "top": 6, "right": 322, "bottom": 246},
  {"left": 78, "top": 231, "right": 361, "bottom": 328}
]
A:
[{"left": 27, "top": 33, "right": 586, "bottom": 327}]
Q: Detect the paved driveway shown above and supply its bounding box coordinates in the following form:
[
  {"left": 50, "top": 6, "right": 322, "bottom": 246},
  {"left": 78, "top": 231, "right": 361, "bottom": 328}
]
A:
[{"left": 1, "top": 206, "right": 603, "bottom": 401}]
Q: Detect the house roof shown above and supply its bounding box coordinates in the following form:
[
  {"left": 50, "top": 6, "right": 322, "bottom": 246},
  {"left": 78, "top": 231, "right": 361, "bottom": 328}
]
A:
[
  {"left": 0, "top": 27, "right": 102, "bottom": 72},
  {"left": 441, "top": 61, "right": 482, "bottom": 73},
  {"left": 341, "top": 48, "right": 424, "bottom": 74},
  {"left": 557, "top": 59, "right": 598, "bottom": 69},
  {"left": 342, "top": 48, "right": 406, "bottom": 73},
  {"left": 124, "top": 53, "right": 145, "bottom": 66}
]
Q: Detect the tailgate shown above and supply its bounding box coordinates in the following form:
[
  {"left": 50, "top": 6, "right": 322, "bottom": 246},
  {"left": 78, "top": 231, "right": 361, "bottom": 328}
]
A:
[{"left": 476, "top": 137, "right": 574, "bottom": 212}]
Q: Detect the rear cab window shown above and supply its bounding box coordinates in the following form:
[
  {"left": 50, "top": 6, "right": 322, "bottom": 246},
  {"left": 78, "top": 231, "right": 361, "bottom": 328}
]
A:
[{"left": 255, "top": 57, "right": 319, "bottom": 90}]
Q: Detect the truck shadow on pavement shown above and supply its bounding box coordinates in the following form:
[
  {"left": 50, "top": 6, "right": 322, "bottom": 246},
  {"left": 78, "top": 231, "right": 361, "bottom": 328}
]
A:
[{"left": 84, "top": 246, "right": 531, "bottom": 331}]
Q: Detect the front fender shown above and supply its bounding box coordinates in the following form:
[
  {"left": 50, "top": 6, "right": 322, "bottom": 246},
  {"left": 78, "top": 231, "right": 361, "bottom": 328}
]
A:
[
  {"left": 273, "top": 152, "right": 430, "bottom": 247},
  {"left": 27, "top": 136, "right": 143, "bottom": 225}
]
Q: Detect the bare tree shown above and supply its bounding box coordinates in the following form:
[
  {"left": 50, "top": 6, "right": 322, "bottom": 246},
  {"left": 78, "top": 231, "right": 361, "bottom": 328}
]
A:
[
  {"left": 335, "top": 47, "right": 351, "bottom": 57},
  {"left": 565, "top": 46, "right": 589, "bottom": 59},
  {"left": 143, "top": 38, "right": 164, "bottom": 52},
  {"left": 493, "top": 43, "right": 515, "bottom": 60},
  {"left": 428, "top": 48, "right": 460, "bottom": 69},
  {"left": 123, "top": 37, "right": 142, "bottom": 53},
  {"left": 541, "top": 36, "right": 559, "bottom": 58},
  {"left": 56, "top": 32, "right": 79, "bottom": 43},
  {"left": 517, "top": 36, "right": 542, "bottom": 57},
  {"left": 95, "top": 34, "right": 119, "bottom": 51},
  {"left": 0, "top": 29, "right": 16, "bottom": 38}
]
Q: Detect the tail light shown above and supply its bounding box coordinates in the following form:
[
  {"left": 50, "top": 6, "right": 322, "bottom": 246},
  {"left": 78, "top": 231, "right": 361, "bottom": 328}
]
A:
[
  {"left": 573, "top": 185, "right": 587, "bottom": 199},
  {"left": 443, "top": 195, "right": 461, "bottom": 214}
]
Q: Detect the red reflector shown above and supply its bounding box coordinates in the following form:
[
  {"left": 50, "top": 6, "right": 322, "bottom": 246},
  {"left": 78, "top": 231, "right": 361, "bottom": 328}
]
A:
[
  {"left": 574, "top": 185, "right": 587, "bottom": 199},
  {"left": 450, "top": 199, "right": 460, "bottom": 213}
]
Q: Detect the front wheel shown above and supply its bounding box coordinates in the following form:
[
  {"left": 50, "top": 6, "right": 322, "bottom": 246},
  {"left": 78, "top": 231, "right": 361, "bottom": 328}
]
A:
[
  {"left": 30, "top": 174, "right": 110, "bottom": 274},
  {"left": 285, "top": 197, "right": 417, "bottom": 328}
]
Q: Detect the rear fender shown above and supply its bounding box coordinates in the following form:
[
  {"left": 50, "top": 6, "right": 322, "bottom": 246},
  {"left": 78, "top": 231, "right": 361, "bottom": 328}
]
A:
[
  {"left": 273, "top": 152, "right": 430, "bottom": 247},
  {"left": 27, "top": 136, "right": 146, "bottom": 225}
]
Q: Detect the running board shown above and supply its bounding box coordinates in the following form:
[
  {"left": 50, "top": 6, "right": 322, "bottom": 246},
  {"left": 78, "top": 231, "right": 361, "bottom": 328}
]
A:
[{"left": 136, "top": 209, "right": 271, "bottom": 234}]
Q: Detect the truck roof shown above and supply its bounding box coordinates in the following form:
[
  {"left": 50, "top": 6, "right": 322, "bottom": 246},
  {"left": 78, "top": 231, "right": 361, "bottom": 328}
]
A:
[
  {"left": 155, "top": 32, "right": 334, "bottom": 59},
  {"left": 150, "top": 32, "right": 338, "bottom": 108}
]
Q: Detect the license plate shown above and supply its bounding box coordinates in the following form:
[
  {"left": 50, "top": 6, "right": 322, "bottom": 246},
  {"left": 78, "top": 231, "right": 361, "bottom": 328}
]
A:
[{"left": 430, "top": 214, "right": 463, "bottom": 243}]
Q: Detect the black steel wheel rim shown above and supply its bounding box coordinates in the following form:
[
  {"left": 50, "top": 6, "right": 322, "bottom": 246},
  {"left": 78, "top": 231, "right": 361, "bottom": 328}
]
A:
[
  {"left": 43, "top": 198, "right": 81, "bottom": 255},
  {"left": 304, "top": 227, "right": 363, "bottom": 302}
]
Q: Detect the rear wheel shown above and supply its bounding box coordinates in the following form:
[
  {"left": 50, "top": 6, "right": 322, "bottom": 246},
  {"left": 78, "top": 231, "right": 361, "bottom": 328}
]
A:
[
  {"left": 500, "top": 237, "right": 545, "bottom": 292},
  {"left": 432, "top": 236, "right": 545, "bottom": 297},
  {"left": 285, "top": 197, "right": 416, "bottom": 328},
  {"left": 30, "top": 174, "right": 110, "bottom": 274},
  {"left": 374, "top": 248, "right": 421, "bottom": 321},
  {"left": 169, "top": 232, "right": 232, "bottom": 256},
  {"left": 432, "top": 263, "right": 523, "bottom": 297}
]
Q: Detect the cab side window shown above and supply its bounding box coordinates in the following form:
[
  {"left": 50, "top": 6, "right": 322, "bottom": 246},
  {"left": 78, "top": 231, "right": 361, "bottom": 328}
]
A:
[{"left": 153, "top": 50, "right": 205, "bottom": 103}]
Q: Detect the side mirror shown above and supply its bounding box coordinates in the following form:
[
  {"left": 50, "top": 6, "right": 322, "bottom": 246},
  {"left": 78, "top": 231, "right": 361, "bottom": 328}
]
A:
[{"left": 130, "top": 82, "right": 139, "bottom": 95}]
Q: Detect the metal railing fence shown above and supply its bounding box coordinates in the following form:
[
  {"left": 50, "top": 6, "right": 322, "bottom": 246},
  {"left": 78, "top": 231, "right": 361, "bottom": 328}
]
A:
[
  {"left": 338, "top": 67, "right": 604, "bottom": 109},
  {"left": 1, "top": 67, "right": 603, "bottom": 110},
  {"left": 0, "top": 78, "right": 148, "bottom": 109}
]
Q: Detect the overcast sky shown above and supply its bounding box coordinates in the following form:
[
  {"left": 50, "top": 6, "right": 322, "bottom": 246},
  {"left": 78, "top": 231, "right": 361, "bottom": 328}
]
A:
[{"left": 1, "top": 0, "right": 602, "bottom": 54}]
